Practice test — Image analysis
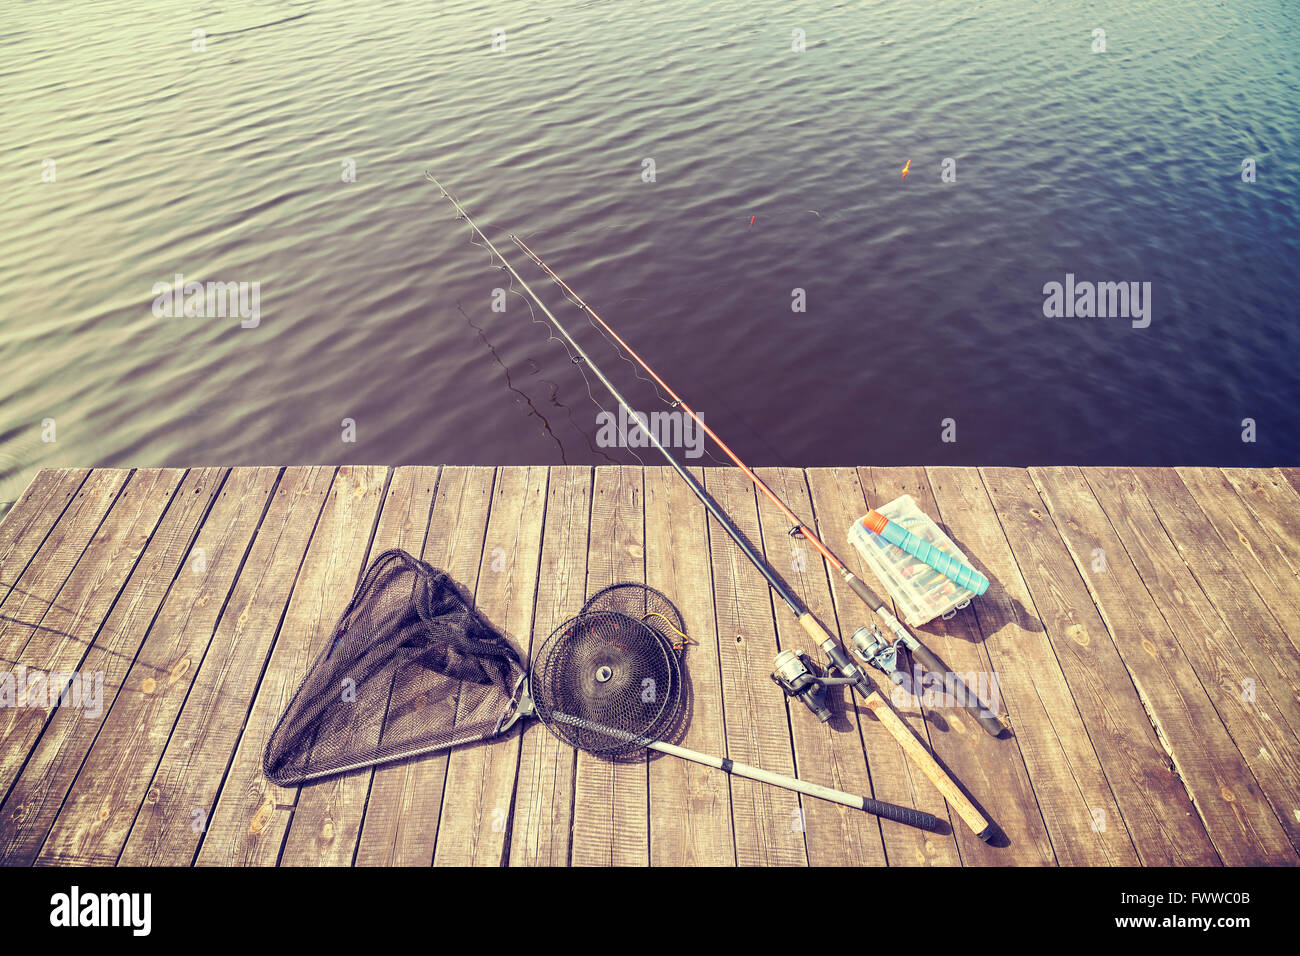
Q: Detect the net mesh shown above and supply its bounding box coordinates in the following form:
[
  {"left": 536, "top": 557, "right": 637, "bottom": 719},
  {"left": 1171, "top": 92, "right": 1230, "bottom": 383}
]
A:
[
  {"left": 262, "top": 549, "right": 524, "bottom": 785},
  {"left": 582, "top": 582, "right": 686, "bottom": 646},
  {"left": 530, "top": 610, "right": 683, "bottom": 757}
]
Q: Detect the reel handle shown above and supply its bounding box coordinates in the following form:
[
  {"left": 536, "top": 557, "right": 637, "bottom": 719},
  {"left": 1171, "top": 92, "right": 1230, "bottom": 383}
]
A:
[{"left": 771, "top": 649, "right": 831, "bottom": 722}]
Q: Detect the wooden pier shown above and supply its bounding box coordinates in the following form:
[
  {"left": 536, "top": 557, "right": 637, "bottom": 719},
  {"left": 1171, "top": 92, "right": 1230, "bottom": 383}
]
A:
[{"left": 0, "top": 465, "right": 1298, "bottom": 866}]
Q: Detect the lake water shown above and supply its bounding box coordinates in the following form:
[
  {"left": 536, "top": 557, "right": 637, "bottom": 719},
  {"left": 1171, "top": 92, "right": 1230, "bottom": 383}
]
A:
[{"left": 3, "top": 0, "right": 1298, "bottom": 506}]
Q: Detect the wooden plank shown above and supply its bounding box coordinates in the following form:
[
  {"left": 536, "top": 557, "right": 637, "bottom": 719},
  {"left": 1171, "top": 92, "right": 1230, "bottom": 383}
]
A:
[
  {"left": 3, "top": 462, "right": 1286, "bottom": 869},
  {"left": 354, "top": 466, "right": 496, "bottom": 866},
  {"left": 1128, "top": 469, "right": 1300, "bottom": 741},
  {"left": 507, "top": 466, "right": 591, "bottom": 866},
  {"left": 1082, "top": 467, "right": 1300, "bottom": 851},
  {"left": 868, "top": 466, "right": 1052, "bottom": 866},
  {"left": 753, "top": 467, "right": 888, "bottom": 867},
  {"left": 0, "top": 470, "right": 129, "bottom": 659},
  {"left": 570, "top": 466, "right": 648, "bottom": 866},
  {"left": 432, "top": 466, "right": 547, "bottom": 866},
  {"left": 925, "top": 467, "right": 1134, "bottom": 865},
  {"left": 1218, "top": 469, "right": 1300, "bottom": 588},
  {"left": 279, "top": 467, "right": 439, "bottom": 866},
  {"left": 0, "top": 468, "right": 186, "bottom": 805},
  {"left": 0, "top": 467, "right": 226, "bottom": 864},
  {"left": 194, "top": 466, "right": 389, "bottom": 866},
  {"left": 860, "top": 467, "right": 986, "bottom": 864},
  {"left": 808, "top": 468, "right": 957, "bottom": 866},
  {"left": 31, "top": 468, "right": 280, "bottom": 866},
  {"left": 118, "top": 466, "right": 336, "bottom": 865},
  {"left": 643, "top": 465, "right": 735, "bottom": 866},
  {"left": 0, "top": 468, "right": 89, "bottom": 606},
  {"left": 0, "top": 469, "right": 89, "bottom": 546},
  {"left": 1031, "top": 466, "right": 1295, "bottom": 864},
  {"left": 980, "top": 467, "right": 1219, "bottom": 865},
  {"left": 1176, "top": 468, "right": 1300, "bottom": 659},
  {"left": 703, "top": 467, "right": 806, "bottom": 865}
]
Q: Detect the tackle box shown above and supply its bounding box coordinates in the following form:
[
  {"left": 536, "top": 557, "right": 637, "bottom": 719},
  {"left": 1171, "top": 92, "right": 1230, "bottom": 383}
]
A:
[{"left": 847, "top": 494, "right": 976, "bottom": 627}]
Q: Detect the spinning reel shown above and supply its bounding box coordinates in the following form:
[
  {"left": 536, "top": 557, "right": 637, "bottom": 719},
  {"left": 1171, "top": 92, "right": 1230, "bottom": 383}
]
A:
[
  {"left": 848, "top": 625, "right": 909, "bottom": 684},
  {"left": 774, "top": 621, "right": 1006, "bottom": 741},
  {"left": 770, "top": 649, "right": 862, "bottom": 722},
  {"left": 771, "top": 624, "right": 913, "bottom": 722}
]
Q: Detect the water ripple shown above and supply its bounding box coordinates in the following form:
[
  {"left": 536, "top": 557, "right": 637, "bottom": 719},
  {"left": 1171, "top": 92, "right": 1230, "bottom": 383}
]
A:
[{"left": 1, "top": 0, "right": 1297, "bottom": 505}]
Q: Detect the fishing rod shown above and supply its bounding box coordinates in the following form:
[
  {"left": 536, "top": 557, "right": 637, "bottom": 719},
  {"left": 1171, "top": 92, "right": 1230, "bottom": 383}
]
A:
[
  {"left": 426, "top": 172, "right": 994, "bottom": 841},
  {"left": 509, "top": 235, "right": 1004, "bottom": 739}
]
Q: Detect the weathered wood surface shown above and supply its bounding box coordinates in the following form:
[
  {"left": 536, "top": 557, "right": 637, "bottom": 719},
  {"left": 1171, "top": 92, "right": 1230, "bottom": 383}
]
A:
[{"left": 1, "top": 466, "right": 1297, "bottom": 867}]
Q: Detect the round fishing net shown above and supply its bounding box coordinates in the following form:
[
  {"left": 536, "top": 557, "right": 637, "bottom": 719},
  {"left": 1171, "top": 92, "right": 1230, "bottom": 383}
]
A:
[{"left": 530, "top": 610, "right": 683, "bottom": 757}]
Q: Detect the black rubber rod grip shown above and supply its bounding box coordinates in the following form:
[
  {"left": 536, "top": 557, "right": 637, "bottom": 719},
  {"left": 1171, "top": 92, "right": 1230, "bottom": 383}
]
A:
[
  {"left": 908, "top": 641, "right": 1006, "bottom": 738},
  {"left": 861, "top": 798, "right": 942, "bottom": 832}
]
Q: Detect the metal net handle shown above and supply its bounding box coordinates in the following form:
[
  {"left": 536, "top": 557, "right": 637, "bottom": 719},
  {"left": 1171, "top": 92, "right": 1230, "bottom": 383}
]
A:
[
  {"left": 265, "top": 713, "right": 519, "bottom": 786},
  {"left": 545, "top": 713, "right": 940, "bottom": 830}
]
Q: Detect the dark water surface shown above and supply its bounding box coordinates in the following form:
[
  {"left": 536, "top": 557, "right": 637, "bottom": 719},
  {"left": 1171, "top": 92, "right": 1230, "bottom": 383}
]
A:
[{"left": 3, "top": 0, "right": 1298, "bottom": 504}]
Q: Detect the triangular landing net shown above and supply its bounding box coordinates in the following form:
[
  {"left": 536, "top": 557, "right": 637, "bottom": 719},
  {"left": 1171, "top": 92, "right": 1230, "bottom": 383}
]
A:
[{"left": 262, "top": 549, "right": 525, "bottom": 785}]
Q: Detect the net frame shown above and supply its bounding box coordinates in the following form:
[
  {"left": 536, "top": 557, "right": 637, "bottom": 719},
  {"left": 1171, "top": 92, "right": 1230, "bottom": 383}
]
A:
[{"left": 530, "top": 610, "right": 684, "bottom": 758}]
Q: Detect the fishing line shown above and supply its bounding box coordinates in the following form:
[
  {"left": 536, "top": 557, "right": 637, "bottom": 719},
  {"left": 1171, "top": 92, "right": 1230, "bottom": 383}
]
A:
[
  {"left": 530, "top": 260, "right": 735, "bottom": 468},
  {"left": 575, "top": 301, "right": 732, "bottom": 468},
  {"left": 520, "top": 259, "right": 715, "bottom": 461},
  {"left": 500, "top": 244, "right": 650, "bottom": 467},
  {"left": 540, "top": 259, "right": 779, "bottom": 468},
  {"left": 536, "top": 377, "right": 625, "bottom": 467},
  {"left": 507, "top": 282, "right": 640, "bottom": 467},
  {"left": 445, "top": 187, "right": 646, "bottom": 467},
  {"left": 456, "top": 300, "right": 572, "bottom": 464}
]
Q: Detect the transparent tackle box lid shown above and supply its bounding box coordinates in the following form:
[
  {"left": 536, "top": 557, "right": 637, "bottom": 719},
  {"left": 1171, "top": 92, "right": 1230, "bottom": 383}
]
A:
[{"left": 848, "top": 494, "right": 976, "bottom": 627}]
